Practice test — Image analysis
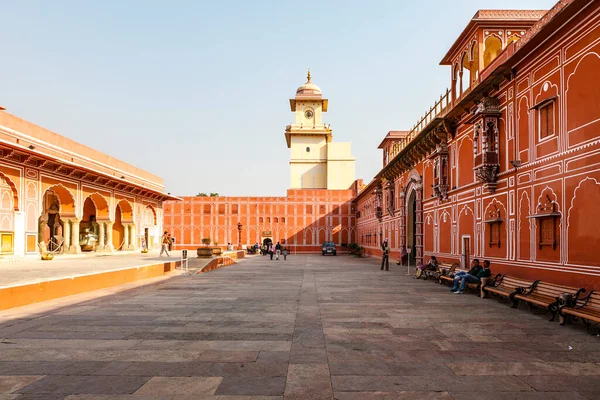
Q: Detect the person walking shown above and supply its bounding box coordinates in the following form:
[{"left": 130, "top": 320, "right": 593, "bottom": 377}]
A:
[
  {"left": 160, "top": 231, "right": 170, "bottom": 257},
  {"left": 275, "top": 242, "right": 282, "bottom": 260},
  {"left": 283, "top": 247, "right": 289, "bottom": 260},
  {"left": 380, "top": 239, "right": 390, "bottom": 271},
  {"left": 269, "top": 243, "right": 275, "bottom": 260}
]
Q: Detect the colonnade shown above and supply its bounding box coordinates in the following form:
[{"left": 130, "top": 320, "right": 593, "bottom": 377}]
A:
[{"left": 61, "top": 219, "right": 140, "bottom": 253}]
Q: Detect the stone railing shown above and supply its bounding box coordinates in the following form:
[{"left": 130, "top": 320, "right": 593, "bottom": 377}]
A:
[{"left": 389, "top": 88, "right": 452, "bottom": 159}]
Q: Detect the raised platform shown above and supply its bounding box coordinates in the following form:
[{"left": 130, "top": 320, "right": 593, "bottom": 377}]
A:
[{"left": 0, "top": 251, "right": 183, "bottom": 310}]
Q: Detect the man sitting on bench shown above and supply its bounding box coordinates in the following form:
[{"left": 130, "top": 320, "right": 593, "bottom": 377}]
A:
[
  {"left": 451, "top": 259, "right": 481, "bottom": 284},
  {"left": 451, "top": 260, "right": 491, "bottom": 294}
]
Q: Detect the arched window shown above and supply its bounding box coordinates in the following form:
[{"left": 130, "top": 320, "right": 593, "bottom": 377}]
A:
[
  {"left": 506, "top": 34, "right": 519, "bottom": 46},
  {"left": 461, "top": 52, "right": 471, "bottom": 94},
  {"left": 483, "top": 35, "right": 503, "bottom": 69}
]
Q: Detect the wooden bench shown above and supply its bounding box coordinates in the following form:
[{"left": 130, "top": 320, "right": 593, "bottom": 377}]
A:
[
  {"left": 512, "top": 281, "right": 585, "bottom": 322},
  {"left": 438, "top": 265, "right": 501, "bottom": 298},
  {"left": 557, "top": 290, "right": 600, "bottom": 335},
  {"left": 467, "top": 274, "right": 502, "bottom": 298},
  {"left": 437, "top": 263, "right": 461, "bottom": 285},
  {"left": 483, "top": 276, "right": 538, "bottom": 304},
  {"left": 416, "top": 262, "right": 456, "bottom": 281}
]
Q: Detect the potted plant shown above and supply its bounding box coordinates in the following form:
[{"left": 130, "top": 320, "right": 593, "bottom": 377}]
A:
[
  {"left": 41, "top": 253, "right": 54, "bottom": 260},
  {"left": 348, "top": 243, "right": 359, "bottom": 255},
  {"left": 197, "top": 237, "right": 213, "bottom": 258},
  {"left": 354, "top": 245, "right": 364, "bottom": 257},
  {"left": 212, "top": 241, "right": 222, "bottom": 256}
]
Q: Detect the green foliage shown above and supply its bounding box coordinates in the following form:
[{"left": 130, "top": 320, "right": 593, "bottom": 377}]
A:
[
  {"left": 201, "top": 237, "right": 211, "bottom": 246},
  {"left": 196, "top": 193, "right": 208, "bottom": 197},
  {"left": 210, "top": 193, "right": 219, "bottom": 197},
  {"left": 348, "top": 243, "right": 364, "bottom": 256}
]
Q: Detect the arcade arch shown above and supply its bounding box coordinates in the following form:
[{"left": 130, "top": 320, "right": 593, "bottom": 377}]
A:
[
  {"left": 0, "top": 174, "right": 18, "bottom": 255},
  {"left": 80, "top": 193, "right": 110, "bottom": 251},
  {"left": 38, "top": 184, "right": 76, "bottom": 253},
  {"left": 113, "top": 199, "right": 135, "bottom": 251},
  {"left": 142, "top": 204, "right": 158, "bottom": 250}
]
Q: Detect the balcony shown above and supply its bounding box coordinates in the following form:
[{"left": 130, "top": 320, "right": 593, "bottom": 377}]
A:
[{"left": 474, "top": 151, "right": 499, "bottom": 167}]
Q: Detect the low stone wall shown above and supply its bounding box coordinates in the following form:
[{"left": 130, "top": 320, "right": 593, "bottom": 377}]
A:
[
  {"left": 199, "top": 256, "right": 237, "bottom": 273},
  {"left": 0, "top": 260, "right": 181, "bottom": 310}
]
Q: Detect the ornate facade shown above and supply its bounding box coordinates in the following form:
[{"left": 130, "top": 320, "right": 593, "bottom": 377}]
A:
[
  {"left": 0, "top": 110, "right": 174, "bottom": 258},
  {"left": 355, "top": 1, "right": 600, "bottom": 289}
]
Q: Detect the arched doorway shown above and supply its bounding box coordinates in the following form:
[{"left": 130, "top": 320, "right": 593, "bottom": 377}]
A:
[
  {"left": 38, "top": 185, "right": 76, "bottom": 253},
  {"left": 113, "top": 199, "right": 134, "bottom": 251},
  {"left": 406, "top": 189, "right": 417, "bottom": 266},
  {"left": 143, "top": 205, "right": 157, "bottom": 250},
  {"left": 0, "top": 174, "right": 18, "bottom": 255},
  {"left": 80, "top": 193, "right": 109, "bottom": 251}
]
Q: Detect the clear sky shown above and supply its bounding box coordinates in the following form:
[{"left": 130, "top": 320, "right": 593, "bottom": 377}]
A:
[{"left": 0, "top": 0, "right": 555, "bottom": 196}]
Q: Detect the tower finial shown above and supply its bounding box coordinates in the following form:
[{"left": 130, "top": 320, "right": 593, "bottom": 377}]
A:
[{"left": 307, "top": 68, "right": 311, "bottom": 83}]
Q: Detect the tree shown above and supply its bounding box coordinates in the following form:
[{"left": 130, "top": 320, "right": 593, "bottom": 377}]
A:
[
  {"left": 210, "top": 193, "right": 220, "bottom": 197},
  {"left": 196, "top": 192, "right": 208, "bottom": 197}
]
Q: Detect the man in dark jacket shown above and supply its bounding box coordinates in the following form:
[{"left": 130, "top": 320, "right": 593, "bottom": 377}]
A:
[
  {"left": 451, "top": 259, "right": 481, "bottom": 288},
  {"left": 452, "top": 260, "right": 491, "bottom": 294},
  {"left": 380, "top": 239, "right": 390, "bottom": 271}
]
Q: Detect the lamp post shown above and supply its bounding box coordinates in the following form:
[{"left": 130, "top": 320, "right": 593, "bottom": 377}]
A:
[{"left": 237, "top": 222, "right": 242, "bottom": 250}]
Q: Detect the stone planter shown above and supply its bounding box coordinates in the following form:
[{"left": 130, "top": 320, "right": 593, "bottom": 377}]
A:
[
  {"left": 212, "top": 247, "right": 222, "bottom": 256},
  {"left": 197, "top": 247, "right": 213, "bottom": 258},
  {"left": 41, "top": 253, "right": 54, "bottom": 261}
]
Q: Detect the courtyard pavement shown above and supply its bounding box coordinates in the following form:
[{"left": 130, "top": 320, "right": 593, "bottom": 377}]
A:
[{"left": 1, "top": 254, "right": 600, "bottom": 399}]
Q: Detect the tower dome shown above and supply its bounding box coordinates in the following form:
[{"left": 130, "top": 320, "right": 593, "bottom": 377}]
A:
[{"left": 296, "top": 69, "right": 322, "bottom": 96}]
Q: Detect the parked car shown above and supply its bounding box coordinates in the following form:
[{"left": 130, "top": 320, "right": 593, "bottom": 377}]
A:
[{"left": 322, "top": 241, "right": 337, "bottom": 256}]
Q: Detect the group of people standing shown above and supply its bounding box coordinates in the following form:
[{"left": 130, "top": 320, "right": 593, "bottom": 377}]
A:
[{"left": 259, "top": 241, "right": 290, "bottom": 260}]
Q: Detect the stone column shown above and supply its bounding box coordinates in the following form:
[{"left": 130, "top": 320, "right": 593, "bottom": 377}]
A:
[
  {"left": 123, "top": 224, "right": 130, "bottom": 250},
  {"left": 129, "top": 224, "right": 136, "bottom": 250},
  {"left": 70, "top": 219, "right": 81, "bottom": 253},
  {"left": 98, "top": 221, "right": 106, "bottom": 251},
  {"left": 63, "top": 219, "right": 71, "bottom": 251},
  {"left": 13, "top": 211, "right": 25, "bottom": 256},
  {"left": 106, "top": 222, "right": 114, "bottom": 252},
  {"left": 399, "top": 190, "right": 406, "bottom": 248}
]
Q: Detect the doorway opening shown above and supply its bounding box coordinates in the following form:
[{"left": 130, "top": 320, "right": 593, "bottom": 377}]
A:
[
  {"left": 462, "top": 236, "right": 471, "bottom": 269},
  {"left": 406, "top": 190, "right": 417, "bottom": 265}
]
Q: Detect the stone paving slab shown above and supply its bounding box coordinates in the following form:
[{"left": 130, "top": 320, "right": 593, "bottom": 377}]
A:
[{"left": 2, "top": 254, "right": 600, "bottom": 399}]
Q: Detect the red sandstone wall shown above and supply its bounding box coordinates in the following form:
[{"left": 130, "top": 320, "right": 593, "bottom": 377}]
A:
[{"left": 164, "top": 189, "right": 357, "bottom": 253}]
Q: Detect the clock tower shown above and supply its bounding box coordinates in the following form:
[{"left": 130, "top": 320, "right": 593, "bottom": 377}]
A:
[{"left": 285, "top": 71, "right": 355, "bottom": 190}]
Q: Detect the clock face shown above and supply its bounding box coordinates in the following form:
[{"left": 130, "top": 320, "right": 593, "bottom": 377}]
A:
[{"left": 304, "top": 110, "right": 314, "bottom": 119}]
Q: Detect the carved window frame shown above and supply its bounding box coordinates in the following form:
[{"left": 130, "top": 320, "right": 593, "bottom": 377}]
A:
[
  {"left": 533, "top": 97, "right": 557, "bottom": 143},
  {"left": 483, "top": 204, "right": 503, "bottom": 248}
]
